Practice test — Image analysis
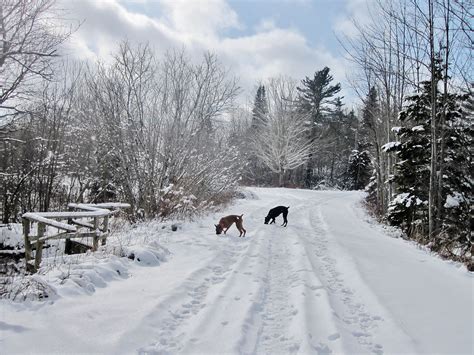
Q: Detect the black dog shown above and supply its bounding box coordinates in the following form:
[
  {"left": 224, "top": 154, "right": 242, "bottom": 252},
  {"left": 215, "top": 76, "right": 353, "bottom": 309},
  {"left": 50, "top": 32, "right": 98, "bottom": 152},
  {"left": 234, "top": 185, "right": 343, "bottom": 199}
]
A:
[{"left": 264, "top": 206, "right": 289, "bottom": 227}]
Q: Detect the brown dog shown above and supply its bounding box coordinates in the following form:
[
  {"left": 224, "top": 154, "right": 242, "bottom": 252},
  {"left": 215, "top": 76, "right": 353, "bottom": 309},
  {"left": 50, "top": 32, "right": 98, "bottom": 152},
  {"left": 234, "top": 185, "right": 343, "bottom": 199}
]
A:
[{"left": 215, "top": 214, "right": 246, "bottom": 237}]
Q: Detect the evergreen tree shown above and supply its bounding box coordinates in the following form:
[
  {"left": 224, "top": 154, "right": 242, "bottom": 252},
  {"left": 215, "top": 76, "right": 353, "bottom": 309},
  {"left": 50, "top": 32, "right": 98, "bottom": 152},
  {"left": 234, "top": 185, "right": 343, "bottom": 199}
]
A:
[
  {"left": 251, "top": 85, "right": 268, "bottom": 129},
  {"left": 438, "top": 91, "right": 472, "bottom": 256},
  {"left": 297, "top": 67, "right": 342, "bottom": 123},
  {"left": 385, "top": 79, "right": 472, "bottom": 257},
  {"left": 344, "top": 148, "right": 372, "bottom": 190},
  {"left": 297, "top": 67, "right": 342, "bottom": 187},
  {"left": 330, "top": 101, "right": 359, "bottom": 186},
  {"left": 361, "top": 86, "right": 389, "bottom": 215},
  {"left": 246, "top": 85, "right": 271, "bottom": 185},
  {"left": 384, "top": 81, "right": 432, "bottom": 237}
]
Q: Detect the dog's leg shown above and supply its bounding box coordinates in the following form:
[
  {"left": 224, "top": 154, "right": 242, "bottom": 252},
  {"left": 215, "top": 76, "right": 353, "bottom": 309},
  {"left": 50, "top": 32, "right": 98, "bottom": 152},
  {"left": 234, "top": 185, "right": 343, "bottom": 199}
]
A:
[
  {"left": 282, "top": 211, "right": 288, "bottom": 227},
  {"left": 236, "top": 220, "right": 246, "bottom": 237},
  {"left": 236, "top": 221, "right": 243, "bottom": 237}
]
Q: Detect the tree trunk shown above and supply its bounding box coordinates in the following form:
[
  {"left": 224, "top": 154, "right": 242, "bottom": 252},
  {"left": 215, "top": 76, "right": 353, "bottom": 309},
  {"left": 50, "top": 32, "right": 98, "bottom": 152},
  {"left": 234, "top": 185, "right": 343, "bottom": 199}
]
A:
[
  {"left": 428, "top": 0, "right": 438, "bottom": 238},
  {"left": 436, "top": 0, "right": 451, "bottom": 233}
]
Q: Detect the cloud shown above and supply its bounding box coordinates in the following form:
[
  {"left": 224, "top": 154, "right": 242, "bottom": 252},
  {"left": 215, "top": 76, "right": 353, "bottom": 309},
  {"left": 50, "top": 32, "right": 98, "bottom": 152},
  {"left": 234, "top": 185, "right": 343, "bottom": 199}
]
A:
[
  {"left": 333, "top": 0, "right": 373, "bottom": 39},
  {"left": 157, "top": 0, "right": 242, "bottom": 37},
  {"left": 60, "top": 0, "right": 349, "bottom": 103},
  {"left": 61, "top": 0, "right": 177, "bottom": 61}
]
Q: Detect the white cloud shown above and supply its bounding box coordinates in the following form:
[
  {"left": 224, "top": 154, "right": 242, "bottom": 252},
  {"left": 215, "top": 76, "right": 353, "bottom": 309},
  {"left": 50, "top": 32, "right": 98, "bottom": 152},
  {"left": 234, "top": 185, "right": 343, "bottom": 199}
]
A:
[
  {"left": 60, "top": 0, "right": 350, "bottom": 102},
  {"left": 333, "top": 0, "right": 374, "bottom": 39},
  {"left": 157, "top": 0, "right": 242, "bottom": 37}
]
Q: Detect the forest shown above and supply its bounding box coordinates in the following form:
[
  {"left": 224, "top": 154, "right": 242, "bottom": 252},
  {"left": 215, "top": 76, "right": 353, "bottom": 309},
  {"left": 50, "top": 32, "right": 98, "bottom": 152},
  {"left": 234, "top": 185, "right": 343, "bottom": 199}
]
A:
[{"left": 1, "top": 0, "right": 472, "bottom": 266}]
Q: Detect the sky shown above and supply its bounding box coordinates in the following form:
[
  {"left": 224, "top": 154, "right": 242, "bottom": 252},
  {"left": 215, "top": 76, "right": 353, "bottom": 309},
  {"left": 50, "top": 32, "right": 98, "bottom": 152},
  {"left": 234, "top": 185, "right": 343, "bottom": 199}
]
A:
[{"left": 60, "top": 0, "right": 367, "bottom": 106}]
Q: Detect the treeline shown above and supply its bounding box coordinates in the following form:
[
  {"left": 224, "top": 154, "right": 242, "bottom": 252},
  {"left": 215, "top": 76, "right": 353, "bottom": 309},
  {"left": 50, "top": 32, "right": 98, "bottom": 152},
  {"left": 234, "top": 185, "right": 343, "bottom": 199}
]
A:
[{"left": 231, "top": 73, "right": 365, "bottom": 190}]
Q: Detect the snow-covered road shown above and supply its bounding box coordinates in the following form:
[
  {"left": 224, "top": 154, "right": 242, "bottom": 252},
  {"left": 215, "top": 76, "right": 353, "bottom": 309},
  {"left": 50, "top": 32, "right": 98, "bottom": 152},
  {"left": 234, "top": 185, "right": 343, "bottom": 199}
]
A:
[{"left": 1, "top": 188, "right": 472, "bottom": 354}]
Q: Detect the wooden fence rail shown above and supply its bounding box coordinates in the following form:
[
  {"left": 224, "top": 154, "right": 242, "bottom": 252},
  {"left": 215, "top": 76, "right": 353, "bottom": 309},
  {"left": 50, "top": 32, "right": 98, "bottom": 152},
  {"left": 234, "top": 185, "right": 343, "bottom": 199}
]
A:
[{"left": 22, "top": 203, "right": 130, "bottom": 273}]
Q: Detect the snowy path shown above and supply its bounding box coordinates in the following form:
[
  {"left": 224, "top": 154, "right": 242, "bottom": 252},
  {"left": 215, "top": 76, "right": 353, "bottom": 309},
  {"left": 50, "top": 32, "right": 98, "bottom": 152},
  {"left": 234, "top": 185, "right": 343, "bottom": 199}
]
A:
[{"left": 1, "top": 188, "right": 472, "bottom": 354}]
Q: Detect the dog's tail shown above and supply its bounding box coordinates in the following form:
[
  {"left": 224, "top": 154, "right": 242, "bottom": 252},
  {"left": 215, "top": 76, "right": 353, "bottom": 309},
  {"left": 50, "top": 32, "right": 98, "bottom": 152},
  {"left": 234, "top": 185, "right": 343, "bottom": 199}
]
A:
[
  {"left": 287, "top": 206, "right": 290, "bottom": 209},
  {"left": 239, "top": 214, "right": 244, "bottom": 219}
]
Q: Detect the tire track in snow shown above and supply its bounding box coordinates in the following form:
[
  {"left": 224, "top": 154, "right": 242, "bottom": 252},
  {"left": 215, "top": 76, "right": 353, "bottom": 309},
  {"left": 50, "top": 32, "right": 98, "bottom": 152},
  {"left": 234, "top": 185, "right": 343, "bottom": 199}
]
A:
[
  {"left": 238, "top": 201, "right": 329, "bottom": 354},
  {"left": 284, "top": 208, "right": 348, "bottom": 354},
  {"left": 302, "top": 200, "right": 385, "bottom": 354},
  {"left": 136, "top": 209, "right": 271, "bottom": 354},
  {"left": 178, "top": 226, "right": 269, "bottom": 353},
  {"left": 133, "top": 191, "right": 384, "bottom": 354},
  {"left": 125, "top": 238, "right": 248, "bottom": 354},
  {"left": 245, "top": 226, "right": 301, "bottom": 354}
]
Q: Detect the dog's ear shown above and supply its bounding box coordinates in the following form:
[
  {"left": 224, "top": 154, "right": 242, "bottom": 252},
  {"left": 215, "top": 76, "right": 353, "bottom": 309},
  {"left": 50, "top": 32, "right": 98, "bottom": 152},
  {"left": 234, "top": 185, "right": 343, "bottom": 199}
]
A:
[{"left": 214, "top": 224, "right": 218, "bottom": 227}]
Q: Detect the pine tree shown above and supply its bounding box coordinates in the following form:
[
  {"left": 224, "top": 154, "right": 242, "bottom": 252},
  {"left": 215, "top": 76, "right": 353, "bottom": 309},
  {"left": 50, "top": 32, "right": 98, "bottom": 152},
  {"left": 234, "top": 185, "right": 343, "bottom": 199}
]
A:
[
  {"left": 438, "top": 91, "right": 472, "bottom": 257},
  {"left": 251, "top": 85, "right": 268, "bottom": 129},
  {"left": 344, "top": 148, "right": 372, "bottom": 190},
  {"left": 384, "top": 81, "right": 432, "bottom": 237},
  {"left": 331, "top": 101, "right": 359, "bottom": 186},
  {"left": 246, "top": 85, "right": 270, "bottom": 185},
  {"left": 385, "top": 78, "right": 472, "bottom": 257},
  {"left": 297, "top": 67, "right": 342, "bottom": 122},
  {"left": 362, "top": 87, "right": 385, "bottom": 214},
  {"left": 297, "top": 67, "right": 342, "bottom": 187}
]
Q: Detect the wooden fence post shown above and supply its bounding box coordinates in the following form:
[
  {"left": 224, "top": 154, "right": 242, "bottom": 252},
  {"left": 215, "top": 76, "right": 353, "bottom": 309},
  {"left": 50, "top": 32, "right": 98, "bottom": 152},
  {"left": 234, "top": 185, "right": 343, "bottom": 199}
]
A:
[
  {"left": 34, "top": 223, "right": 45, "bottom": 272},
  {"left": 102, "top": 215, "right": 109, "bottom": 246},
  {"left": 92, "top": 217, "right": 99, "bottom": 251},
  {"left": 65, "top": 205, "right": 74, "bottom": 255},
  {"left": 23, "top": 218, "right": 32, "bottom": 272}
]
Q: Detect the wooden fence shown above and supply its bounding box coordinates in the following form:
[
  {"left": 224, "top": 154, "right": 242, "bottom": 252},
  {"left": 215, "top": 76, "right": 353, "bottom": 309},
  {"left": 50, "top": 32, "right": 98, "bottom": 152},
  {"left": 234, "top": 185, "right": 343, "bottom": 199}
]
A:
[{"left": 22, "top": 203, "right": 130, "bottom": 273}]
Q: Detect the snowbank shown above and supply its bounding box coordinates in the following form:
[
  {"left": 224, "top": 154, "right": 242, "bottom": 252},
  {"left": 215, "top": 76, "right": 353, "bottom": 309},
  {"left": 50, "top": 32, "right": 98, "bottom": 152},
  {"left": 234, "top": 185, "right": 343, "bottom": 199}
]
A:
[{"left": 1, "top": 219, "right": 171, "bottom": 302}]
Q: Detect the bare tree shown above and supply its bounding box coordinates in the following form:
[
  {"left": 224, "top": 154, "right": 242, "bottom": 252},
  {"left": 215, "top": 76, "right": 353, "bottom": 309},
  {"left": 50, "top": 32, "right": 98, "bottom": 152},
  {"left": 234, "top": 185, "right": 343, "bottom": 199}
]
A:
[
  {"left": 85, "top": 42, "right": 240, "bottom": 218},
  {"left": 0, "top": 60, "right": 82, "bottom": 221},
  {"left": 0, "top": 0, "right": 73, "bottom": 126},
  {"left": 252, "top": 78, "right": 313, "bottom": 186}
]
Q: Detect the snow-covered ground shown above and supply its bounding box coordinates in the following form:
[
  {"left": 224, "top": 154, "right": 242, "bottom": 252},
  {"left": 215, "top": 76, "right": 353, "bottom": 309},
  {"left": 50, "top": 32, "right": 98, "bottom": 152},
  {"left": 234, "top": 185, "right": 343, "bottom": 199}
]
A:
[{"left": 1, "top": 187, "right": 472, "bottom": 354}]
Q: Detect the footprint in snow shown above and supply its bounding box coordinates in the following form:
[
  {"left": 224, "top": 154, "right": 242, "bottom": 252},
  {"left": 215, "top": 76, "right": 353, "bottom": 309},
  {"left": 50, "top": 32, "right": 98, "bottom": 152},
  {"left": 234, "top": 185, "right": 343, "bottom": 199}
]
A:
[
  {"left": 288, "top": 343, "right": 300, "bottom": 352},
  {"left": 352, "top": 331, "right": 371, "bottom": 338},
  {"left": 327, "top": 333, "right": 340, "bottom": 341},
  {"left": 313, "top": 342, "right": 332, "bottom": 355},
  {"left": 373, "top": 343, "right": 384, "bottom": 354}
]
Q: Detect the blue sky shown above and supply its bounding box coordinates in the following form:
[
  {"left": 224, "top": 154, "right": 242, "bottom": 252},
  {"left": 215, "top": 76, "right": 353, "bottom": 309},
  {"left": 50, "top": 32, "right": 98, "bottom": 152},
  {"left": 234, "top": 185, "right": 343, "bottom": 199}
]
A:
[
  {"left": 228, "top": 0, "right": 350, "bottom": 49},
  {"left": 63, "top": 0, "right": 363, "bottom": 106}
]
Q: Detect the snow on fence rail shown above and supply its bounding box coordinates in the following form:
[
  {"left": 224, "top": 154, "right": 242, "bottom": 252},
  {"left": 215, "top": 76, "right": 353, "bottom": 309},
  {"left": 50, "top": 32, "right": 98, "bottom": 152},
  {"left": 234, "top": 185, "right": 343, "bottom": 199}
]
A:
[{"left": 22, "top": 203, "right": 130, "bottom": 273}]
